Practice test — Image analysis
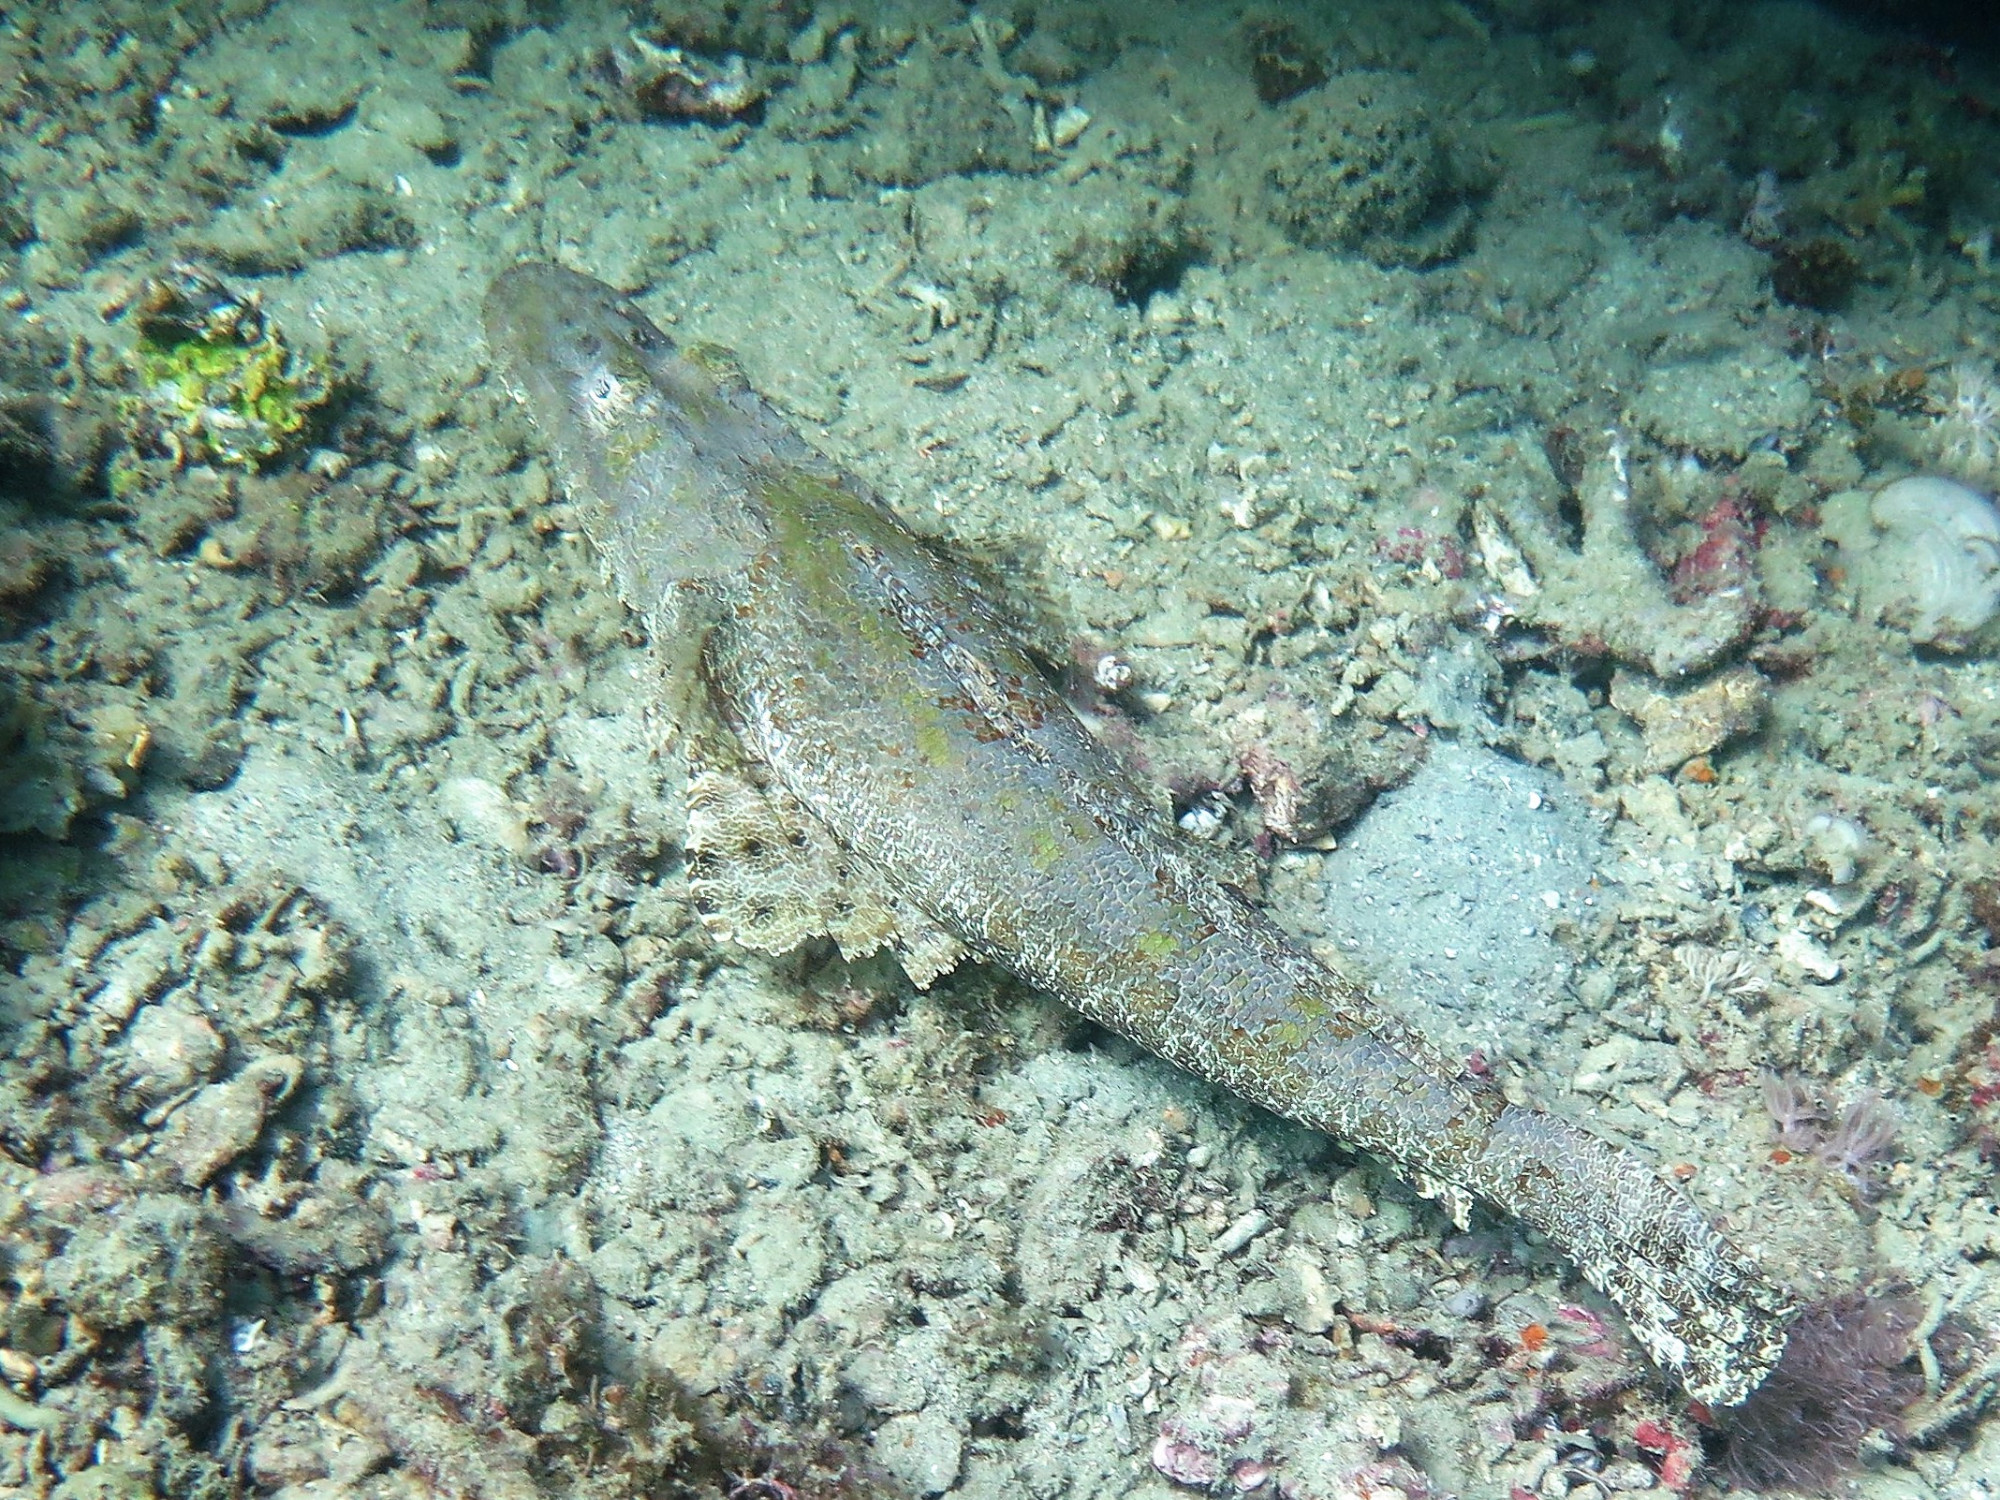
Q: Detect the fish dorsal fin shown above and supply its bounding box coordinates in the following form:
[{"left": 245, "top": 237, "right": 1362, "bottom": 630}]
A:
[{"left": 684, "top": 735, "right": 966, "bottom": 989}]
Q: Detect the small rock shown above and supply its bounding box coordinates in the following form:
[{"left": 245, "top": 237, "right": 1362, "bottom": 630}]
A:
[
  {"left": 1355, "top": 1401, "right": 1403, "bottom": 1452},
  {"left": 116, "top": 1000, "right": 225, "bottom": 1108},
  {"left": 1443, "top": 1286, "right": 1487, "bottom": 1319},
  {"left": 151, "top": 1054, "right": 302, "bottom": 1186},
  {"left": 247, "top": 1424, "right": 330, "bottom": 1487},
  {"left": 360, "top": 96, "right": 456, "bottom": 160},
  {"left": 1132, "top": 595, "right": 1204, "bottom": 645},
  {"left": 1617, "top": 776, "right": 1697, "bottom": 843},
  {"left": 1050, "top": 105, "right": 1091, "bottom": 147},
  {"left": 1152, "top": 1427, "right": 1222, "bottom": 1486},
  {"left": 1570, "top": 1036, "right": 1635, "bottom": 1096},
  {"left": 1610, "top": 665, "right": 1767, "bottom": 773},
  {"left": 735, "top": 1208, "right": 826, "bottom": 1312},
  {"left": 1275, "top": 1252, "right": 1337, "bottom": 1333},
  {"left": 47, "top": 1457, "right": 158, "bottom": 1500},
  {"left": 787, "top": 14, "right": 830, "bottom": 65},
  {"left": 1600, "top": 1458, "right": 1660, "bottom": 1490},
  {"left": 845, "top": 1344, "right": 928, "bottom": 1415},
  {"left": 43, "top": 1193, "right": 224, "bottom": 1327},
  {"left": 1213, "top": 1209, "right": 1270, "bottom": 1256},
  {"left": 873, "top": 1408, "right": 964, "bottom": 1495},
  {"left": 1775, "top": 926, "right": 1841, "bottom": 982},
  {"left": 439, "top": 776, "right": 530, "bottom": 856}
]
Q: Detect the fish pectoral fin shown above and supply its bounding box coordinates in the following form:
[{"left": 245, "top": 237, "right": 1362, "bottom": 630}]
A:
[
  {"left": 891, "top": 918, "right": 968, "bottom": 991},
  {"left": 684, "top": 740, "right": 966, "bottom": 988},
  {"left": 685, "top": 755, "right": 841, "bottom": 956}
]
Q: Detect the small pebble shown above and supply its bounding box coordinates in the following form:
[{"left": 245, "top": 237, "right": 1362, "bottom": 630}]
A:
[
  {"left": 1213, "top": 1209, "right": 1270, "bottom": 1256},
  {"left": 1050, "top": 104, "right": 1091, "bottom": 147},
  {"left": 1443, "top": 1287, "right": 1487, "bottom": 1319}
]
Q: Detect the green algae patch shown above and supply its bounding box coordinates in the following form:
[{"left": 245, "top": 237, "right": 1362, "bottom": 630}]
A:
[
  {"left": 126, "top": 266, "right": 328, "bottom": 470},
  {"left": 913, "top": 718, "right": 956, "bottom": 768},
  {"left": 1027, "top": 825, "right": 1067, "bottom": 872},
  {"left": 1257, "top": 1017, "right": 1308, "bottom": 1052}
]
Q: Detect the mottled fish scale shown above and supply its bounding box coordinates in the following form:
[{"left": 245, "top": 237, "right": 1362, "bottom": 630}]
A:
[{"left": 483, "top": 264, "right": 1796, "bottom": 1408}]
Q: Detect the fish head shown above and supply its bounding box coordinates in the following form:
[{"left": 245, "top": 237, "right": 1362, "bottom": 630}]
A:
[{"left": 483, "top": 263, "right": 776, "bottom": 591}]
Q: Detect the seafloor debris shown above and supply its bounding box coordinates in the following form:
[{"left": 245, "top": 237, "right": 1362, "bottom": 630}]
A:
[
  {"left": 1475, "top": 429, "right": 1760, "bottom": 678},
  {"left": 616, "top": 32, "right": 764, "bottom": 123}
]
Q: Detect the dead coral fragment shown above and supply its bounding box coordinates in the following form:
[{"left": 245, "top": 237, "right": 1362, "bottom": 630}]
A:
[{"left": 1475, "top": 430, "right": 1759, "bottom": 678}]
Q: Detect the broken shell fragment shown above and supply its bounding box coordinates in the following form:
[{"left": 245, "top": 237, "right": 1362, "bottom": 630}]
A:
[
  {"left": 1775, "top": 927, "right": 1841, "bottom": 983},
  {"left": 619, "top": 34, "right": 763, "bottom": 123},
  {"left": 1050, "top": 105, "right": 1091, "bottom": 148}
]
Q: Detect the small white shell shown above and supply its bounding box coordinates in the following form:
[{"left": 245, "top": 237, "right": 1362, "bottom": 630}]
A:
[
  {"left": 1864, "top": 475, "right": 2000, "bottom": 649},
  {"left": 1802, "top": 811, "right": 1871, "bottom": 886},
  {"left": 1776, "top": 926, "right": 1842, "bottom": 983},
  {"left": 439, "top": 775, "right": 530, "bottom": 855}
]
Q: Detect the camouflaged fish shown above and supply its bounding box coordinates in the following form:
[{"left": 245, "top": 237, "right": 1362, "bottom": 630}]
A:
[{"left": 483, "top": 263, "right": 1796, "bottom": 1408}]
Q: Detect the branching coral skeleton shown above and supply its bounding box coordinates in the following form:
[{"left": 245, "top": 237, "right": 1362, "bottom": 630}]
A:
[{"left": 1475, "top": 429, "right": 1759, "bottom": 677}]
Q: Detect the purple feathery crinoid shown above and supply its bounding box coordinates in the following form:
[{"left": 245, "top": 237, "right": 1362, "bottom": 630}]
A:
[{"left": 1714, "top": 1292, "right": 1923, "bottom": 1490}]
